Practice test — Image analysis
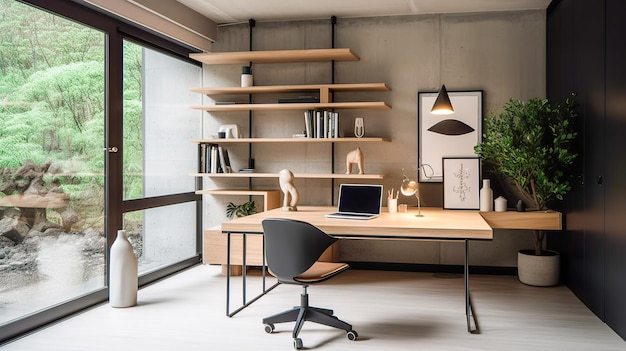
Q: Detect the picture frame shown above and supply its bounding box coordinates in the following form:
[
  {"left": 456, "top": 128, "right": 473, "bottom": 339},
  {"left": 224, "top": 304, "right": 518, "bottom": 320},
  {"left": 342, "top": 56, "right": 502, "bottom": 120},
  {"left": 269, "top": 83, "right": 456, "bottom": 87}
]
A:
[
  {"left": 442, "top": 157, "right": 481, "bottom": 210},
  {"left": 418, "top": 90, "right": 483, "bottom": 182}
]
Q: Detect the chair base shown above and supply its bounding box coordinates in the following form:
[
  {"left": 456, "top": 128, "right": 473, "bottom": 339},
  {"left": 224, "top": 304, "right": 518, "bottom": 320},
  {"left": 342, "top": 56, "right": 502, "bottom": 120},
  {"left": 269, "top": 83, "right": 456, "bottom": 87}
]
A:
[
  {"left": 263, "top": 305, "right": 353, "bottom": 336},
  {"left": 262, "top": 289, "right": 357, "bottom": 349}
]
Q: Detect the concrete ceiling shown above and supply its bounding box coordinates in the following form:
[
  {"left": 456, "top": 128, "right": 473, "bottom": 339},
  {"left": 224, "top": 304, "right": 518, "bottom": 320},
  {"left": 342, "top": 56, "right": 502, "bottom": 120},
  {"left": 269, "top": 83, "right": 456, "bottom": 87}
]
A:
[{"left": 177, "top": 0, "right": 552, "bottom": 25}]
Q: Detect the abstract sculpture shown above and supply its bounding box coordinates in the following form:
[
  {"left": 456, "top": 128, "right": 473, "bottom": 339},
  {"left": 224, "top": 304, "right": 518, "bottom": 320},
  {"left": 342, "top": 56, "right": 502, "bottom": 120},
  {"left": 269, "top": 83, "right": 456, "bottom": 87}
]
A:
[
  {"left": 345, "top": 147, "right": 364, "bottom": 174},
  {"left": 279, "top": 169, "right": 299, "bottom": 211}
]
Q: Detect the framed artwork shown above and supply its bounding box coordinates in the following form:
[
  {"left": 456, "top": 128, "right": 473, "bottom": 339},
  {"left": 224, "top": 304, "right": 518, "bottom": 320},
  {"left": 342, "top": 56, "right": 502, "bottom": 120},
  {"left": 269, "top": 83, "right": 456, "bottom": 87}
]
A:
[
  {"left": 442, "top": 157, "right": 480, "bottom": 210},
  {"left": 418, "top": 90, "right": 483, "bottom": 182}
]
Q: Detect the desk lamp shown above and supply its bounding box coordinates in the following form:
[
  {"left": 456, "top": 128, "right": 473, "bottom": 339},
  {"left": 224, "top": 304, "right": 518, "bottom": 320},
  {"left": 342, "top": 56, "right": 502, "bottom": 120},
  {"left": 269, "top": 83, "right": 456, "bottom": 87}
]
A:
[{"left": 401, "top": 165, "right": 433, "bottom": 217}]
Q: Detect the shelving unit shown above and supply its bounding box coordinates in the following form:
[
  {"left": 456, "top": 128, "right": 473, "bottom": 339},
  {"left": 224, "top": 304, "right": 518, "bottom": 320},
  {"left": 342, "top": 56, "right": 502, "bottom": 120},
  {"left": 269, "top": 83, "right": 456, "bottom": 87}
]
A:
[
  {"left": 189, "top": 49, "right": 391, "bottom": 180},
  {"left": 191, "top": 47, "right": 390, "bottom": 271}
]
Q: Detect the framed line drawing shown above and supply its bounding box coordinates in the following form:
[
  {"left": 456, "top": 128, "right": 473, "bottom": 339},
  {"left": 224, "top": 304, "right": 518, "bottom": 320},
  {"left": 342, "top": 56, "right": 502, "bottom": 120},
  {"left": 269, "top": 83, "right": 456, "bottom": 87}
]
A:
[
  {"left": 442, "top": 157, "right": 480, "bottom": 210},
  {"left": 418, "top": 90, "right": 483, "bottom": 182}
]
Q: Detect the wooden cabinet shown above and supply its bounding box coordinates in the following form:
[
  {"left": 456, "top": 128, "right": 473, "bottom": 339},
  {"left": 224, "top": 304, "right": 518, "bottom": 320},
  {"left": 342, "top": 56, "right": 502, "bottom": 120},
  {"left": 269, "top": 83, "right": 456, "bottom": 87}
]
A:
[{"left": 201, "top": 190, "right": 280, "bottom": 275}]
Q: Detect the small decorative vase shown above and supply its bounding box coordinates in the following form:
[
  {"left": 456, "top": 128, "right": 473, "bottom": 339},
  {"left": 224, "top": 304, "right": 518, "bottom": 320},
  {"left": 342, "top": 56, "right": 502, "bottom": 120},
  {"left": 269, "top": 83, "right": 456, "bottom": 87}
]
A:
[
  {"left": 479, "top": 179, "right": 493, "bottom": 212},
  {"left": 109, "top": 229, "right": 138, "bottom": 308},
  {"left": 494, "top": 196, "right": 507, "bottom": 212},
  {"left": 241, "top": 66, "right": 253, "bottom": 87}
]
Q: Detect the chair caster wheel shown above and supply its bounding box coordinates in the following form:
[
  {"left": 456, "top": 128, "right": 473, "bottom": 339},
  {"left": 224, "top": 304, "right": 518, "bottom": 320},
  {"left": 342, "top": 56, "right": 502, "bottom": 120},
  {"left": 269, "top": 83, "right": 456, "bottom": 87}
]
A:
[
  {"left": 347, "top": 330, "right": 358, "bottom": 341},
  {"left": 264, "top": 323, "right": 274, "bottom": 334},
  {"left": 293, "top": 338, "right": 303, "bottom": 349}
]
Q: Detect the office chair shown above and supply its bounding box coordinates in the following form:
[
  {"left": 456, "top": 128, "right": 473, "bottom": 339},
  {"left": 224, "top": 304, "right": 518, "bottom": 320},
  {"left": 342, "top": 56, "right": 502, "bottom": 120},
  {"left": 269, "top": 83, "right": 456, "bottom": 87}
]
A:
[{"left": 261, "top": 218, "right": 358, "bottom": 350}]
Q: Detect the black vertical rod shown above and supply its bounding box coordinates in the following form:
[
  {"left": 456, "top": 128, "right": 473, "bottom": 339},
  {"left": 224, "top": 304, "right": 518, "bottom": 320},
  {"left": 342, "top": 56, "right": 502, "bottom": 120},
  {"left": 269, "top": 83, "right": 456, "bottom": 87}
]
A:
[
  {"left": 248, "top": 19, "right": 255, "bottom": 191},
  {"left": 330, "top": 15, "right": 337, "bottom": 204},
  {"left": 244, "top": 18, "right": 255, "bottom": 308}
]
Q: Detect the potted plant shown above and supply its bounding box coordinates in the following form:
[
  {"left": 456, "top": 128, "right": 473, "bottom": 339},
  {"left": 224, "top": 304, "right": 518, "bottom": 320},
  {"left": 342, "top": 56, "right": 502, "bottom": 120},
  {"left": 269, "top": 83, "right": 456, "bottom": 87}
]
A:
[
  {"left": 474, "top": 96, "right": 577, "bottom": 286},
  {"left": 226, "top": 200, "right": 257, "bottom": 219}
]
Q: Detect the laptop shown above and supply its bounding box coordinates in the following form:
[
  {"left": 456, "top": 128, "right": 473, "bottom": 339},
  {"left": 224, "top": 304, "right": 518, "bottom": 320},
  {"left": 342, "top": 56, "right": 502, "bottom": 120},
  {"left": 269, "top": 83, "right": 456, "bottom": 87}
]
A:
[{"left": 325, "top": 184, "right": 383, "bottom": 220}]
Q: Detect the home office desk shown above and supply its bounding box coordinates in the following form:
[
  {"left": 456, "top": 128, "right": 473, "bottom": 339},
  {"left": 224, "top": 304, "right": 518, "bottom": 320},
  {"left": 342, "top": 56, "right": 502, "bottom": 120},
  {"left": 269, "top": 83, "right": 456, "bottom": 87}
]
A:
[{"left": 220, "top": 206, "right": 493, "bottom": 333}]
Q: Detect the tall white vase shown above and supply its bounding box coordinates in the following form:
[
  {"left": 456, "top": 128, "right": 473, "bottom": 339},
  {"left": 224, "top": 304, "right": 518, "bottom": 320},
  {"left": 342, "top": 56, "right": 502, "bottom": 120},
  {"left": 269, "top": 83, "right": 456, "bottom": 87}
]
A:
[
  {"left": 480, "top": 179, "right": 493, "bottom": 212},
  {"left": 109, "top": 229, "right": 138, "bottom": 308}
]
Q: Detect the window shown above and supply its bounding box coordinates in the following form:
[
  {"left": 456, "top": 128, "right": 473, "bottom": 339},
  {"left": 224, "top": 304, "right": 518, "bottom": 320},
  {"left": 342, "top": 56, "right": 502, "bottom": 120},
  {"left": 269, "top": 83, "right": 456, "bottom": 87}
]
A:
[
  {"left": 122, "top": 41, "right": 201, "bottom": 200},
  {"left": 0, "top": 0, "right": 106, "bottom": 326},
  {"left": 0, "top": 0, "right": 203, "bottom": 342}
]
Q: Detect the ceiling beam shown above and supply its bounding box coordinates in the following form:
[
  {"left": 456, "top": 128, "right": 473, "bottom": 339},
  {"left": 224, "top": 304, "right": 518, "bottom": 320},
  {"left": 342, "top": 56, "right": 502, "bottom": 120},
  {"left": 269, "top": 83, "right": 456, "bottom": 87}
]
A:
[{"left": 83, "top": 0, "right": 216, "bottom": 51}]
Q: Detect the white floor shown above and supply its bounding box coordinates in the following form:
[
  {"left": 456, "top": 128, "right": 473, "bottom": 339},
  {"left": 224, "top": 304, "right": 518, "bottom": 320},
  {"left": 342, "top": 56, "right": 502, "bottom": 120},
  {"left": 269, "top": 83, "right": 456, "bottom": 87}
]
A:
[{"left": 3, "top": 265, "right": 625, "bottom": 351}]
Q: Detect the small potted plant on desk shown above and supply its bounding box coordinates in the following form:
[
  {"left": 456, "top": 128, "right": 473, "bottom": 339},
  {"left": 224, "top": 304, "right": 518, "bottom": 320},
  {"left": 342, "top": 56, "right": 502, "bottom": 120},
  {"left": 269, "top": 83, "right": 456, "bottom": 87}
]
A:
[
  {"left": 474, "top": 96, "right": 577, "bottom": 286},
  {"left": 226, "top": 200, "right": 257, "bottom": 219}
]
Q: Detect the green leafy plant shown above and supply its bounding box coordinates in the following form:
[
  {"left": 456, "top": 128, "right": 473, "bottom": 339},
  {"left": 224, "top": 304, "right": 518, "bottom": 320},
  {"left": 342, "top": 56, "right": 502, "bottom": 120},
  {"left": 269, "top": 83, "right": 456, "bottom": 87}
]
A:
[
  {"left": 474, "top": 96, "right": 578, "bottom": 255},
  {"left": 226, "top": 200, "right": 257, "bottom": 219}
]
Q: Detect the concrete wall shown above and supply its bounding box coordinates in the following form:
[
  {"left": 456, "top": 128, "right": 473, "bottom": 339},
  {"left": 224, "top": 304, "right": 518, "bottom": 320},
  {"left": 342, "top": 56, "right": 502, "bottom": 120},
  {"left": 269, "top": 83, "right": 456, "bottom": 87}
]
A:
[{"left": 202, "top": 11, "right": 546, "bottom": 267}]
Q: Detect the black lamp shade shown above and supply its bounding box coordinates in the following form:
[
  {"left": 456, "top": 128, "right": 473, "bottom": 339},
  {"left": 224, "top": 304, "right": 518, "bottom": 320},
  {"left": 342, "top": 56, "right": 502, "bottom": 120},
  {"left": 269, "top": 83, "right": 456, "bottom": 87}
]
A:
[{"left": 431, "top": 84, "right": 454, "bottom": 115}]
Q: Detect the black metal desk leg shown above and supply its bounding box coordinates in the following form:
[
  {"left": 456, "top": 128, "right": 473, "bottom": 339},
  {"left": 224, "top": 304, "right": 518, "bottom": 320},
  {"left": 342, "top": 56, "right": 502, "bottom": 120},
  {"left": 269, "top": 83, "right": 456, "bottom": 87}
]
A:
[
  {"left": 224, "top": 231, "right": 280, "bottom": 318},
  {"left": 226, "top": 232, "right": 231, "bottom": 316},
  {"left": 242, "top": 233, "right": 247, "bottom": 306},
  {"left": 465, "top": 239, "right": 479, "bottom": 333}
]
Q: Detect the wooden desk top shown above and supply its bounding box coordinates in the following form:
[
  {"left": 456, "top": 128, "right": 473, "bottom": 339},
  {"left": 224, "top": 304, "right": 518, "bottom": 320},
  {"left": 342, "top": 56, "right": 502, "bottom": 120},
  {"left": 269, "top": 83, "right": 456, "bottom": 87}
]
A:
[
  {"left": 221, "top": 206, "right": 494, "bottom": 241},
  {"left": 479, "top": 210, "right": 562, "bottom": 230}
]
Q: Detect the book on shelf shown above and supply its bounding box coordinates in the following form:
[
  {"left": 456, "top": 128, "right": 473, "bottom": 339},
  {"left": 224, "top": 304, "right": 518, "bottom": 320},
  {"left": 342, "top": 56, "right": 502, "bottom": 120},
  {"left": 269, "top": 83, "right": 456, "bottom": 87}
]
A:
[
  {"left": 210, "top": 145, "right": 219, "bottom": 173},
  {"left": 304, "top": 111, "right": 313, "bottom": 138},
  {"left": 202, "top": 143, "right": 226, "bottom": 173},
  {"left": 203, "top": 143, "right": 212, "bottom": 173},
  {"left": 303, "top": 109, "right": 340, "bottom": 138},
  {"left": 218, "top": 146, "right": 233, "bottom": 173}
]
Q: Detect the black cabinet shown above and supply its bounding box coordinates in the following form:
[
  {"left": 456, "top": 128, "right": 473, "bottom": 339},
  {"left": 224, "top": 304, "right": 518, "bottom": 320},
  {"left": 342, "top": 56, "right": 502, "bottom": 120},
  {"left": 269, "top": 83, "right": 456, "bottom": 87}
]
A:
[
  {"left": 547, "top": 0, "right": 626, "bottom": 340},
  {"left": 604, "top": 0, "right": 626, "bottom": 337}
]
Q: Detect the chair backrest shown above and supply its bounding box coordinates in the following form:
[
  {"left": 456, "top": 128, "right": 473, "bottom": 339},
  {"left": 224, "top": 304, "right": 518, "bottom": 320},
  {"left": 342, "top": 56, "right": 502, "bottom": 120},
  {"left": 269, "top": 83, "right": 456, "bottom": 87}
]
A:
[{"left": 262, "top": 218, "right": 337, "bottom": 284}]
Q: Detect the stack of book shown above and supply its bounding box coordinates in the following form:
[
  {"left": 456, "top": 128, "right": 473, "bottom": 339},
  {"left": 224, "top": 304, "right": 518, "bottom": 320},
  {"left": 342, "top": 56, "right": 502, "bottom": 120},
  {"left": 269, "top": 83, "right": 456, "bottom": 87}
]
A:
[
  {"left": 303, "top": 110, "right": 340, "bottom": 138},
  {"left": 202, "top": 143, "right": 232, "bottom": 173}
]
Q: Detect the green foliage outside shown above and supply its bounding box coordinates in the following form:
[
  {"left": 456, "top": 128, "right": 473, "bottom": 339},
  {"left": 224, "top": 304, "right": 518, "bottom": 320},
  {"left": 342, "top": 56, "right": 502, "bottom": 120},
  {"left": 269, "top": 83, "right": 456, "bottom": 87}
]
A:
[{"left": 0, "top": 0, "right": 144, "bottom": 228}]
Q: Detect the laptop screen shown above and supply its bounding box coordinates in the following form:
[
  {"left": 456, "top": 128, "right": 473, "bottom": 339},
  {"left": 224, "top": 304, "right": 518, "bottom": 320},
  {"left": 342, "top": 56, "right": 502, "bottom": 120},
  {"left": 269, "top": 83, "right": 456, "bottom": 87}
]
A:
[{"left": 337, "top": 184, "right": 383, "bottom": 215}]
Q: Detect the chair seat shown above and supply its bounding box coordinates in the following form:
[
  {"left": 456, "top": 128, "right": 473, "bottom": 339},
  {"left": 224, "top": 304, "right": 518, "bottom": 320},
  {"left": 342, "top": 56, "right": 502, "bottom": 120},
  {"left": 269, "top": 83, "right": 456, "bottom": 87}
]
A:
[{"left": 295, "top": 262, "right": 349, "bottom": 283}]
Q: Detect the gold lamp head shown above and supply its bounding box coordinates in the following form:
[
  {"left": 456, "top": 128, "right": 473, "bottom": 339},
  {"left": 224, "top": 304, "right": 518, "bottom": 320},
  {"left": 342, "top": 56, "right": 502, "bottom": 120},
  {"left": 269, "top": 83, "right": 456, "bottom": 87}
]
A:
[{"left": 431, "top": 84, "right": 454, "bottom": 115}]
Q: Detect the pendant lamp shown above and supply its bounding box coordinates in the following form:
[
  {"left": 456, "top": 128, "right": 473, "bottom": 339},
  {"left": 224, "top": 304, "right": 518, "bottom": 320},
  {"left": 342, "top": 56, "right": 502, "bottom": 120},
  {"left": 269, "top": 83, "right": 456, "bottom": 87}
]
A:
[{"left": 431, "top": 84, "right": 454, "bottom": 115}]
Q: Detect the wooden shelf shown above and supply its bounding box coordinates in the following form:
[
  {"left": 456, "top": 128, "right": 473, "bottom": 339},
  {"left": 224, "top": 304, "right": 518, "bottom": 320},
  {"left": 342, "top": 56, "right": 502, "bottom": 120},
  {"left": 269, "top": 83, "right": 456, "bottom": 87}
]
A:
[
  {"left": 191, "top": 172, "right": 385, "bottom": 179},
  {"left": 191, "top": 101, "right": 390, "bottom": 111},
  {"left": 192, "top": 137, "right": 390, "bottom": 144},
  {"left": 189, "top": 48, "right": 359, "bottom": 65},
  {"left": 196, "top": 189, "right": 276, "bottom": 196},
  {"left": 190, "top": 83, "right": 390, "bottom": 95},
  {"left": 197, "top": 189, "right": 281, "bottom": 213}
]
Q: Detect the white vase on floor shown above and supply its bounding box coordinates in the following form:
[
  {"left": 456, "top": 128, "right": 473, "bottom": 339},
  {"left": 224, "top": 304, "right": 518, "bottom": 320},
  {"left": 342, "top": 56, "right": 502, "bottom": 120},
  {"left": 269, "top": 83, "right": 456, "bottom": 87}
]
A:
[{"left": 109, "top": 229, "right": 138, "bottom": 308}]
